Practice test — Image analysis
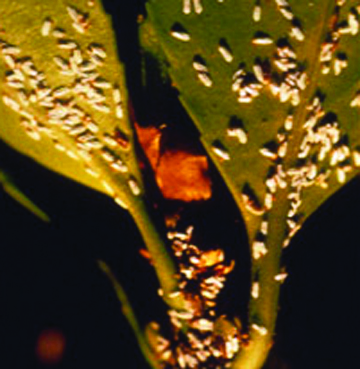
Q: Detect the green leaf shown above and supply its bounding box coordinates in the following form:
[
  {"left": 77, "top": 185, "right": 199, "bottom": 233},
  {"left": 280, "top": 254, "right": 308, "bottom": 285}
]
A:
[
  {"left": 0, "top": 167, "right": 49, "bottom": 222},
  {"left": 0, "top": 0, "right": 189, "bottom": 314},
  {"left": 141, "top": 1, "right": 360, "bottom": 368},
  {"left": 142, "top": 0, "right": 360, "bottom": 242},
  {"left": 0, "top": 0, "right": 143, "bottom": 211}
]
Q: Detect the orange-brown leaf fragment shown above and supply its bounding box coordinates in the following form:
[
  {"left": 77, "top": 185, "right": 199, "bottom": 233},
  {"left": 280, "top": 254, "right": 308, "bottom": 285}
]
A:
[
  {"left": 156, "top": 149, "right": 211, "bottom": 201},
  {"left": 135, "top": 124, "right": 161, "bottom": 169},
  {"left": 136, "top": 124, "right": 212, "bottom": 202}
]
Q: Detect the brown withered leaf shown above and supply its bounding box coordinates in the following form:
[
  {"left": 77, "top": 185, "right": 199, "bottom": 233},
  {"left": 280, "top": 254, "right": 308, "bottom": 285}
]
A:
[
  {"left": 135, "top": 124, "right": 212, "bottom": 202},
  {"left": 135, "top": 124, "right": 162, "bottom": 169}
]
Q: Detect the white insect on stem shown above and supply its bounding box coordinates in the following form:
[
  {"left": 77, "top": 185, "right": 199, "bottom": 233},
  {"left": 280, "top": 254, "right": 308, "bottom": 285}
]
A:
[
  {"left": 251, "top": 324, "right": 268, "bottom": 336},
  {"left": 284, "top": 114, "right": 293, "bottom": 131},
  {"left": 274, "top": 272, "right": 288, "bottom": 283},
  {"left": 353, "top": 149, "right": 360, "bottom": 167},
  {"left": 114, "top": 196, "right": 128, "bottom": 209},
  {"left": 41, "top": 17, "right": 53, "bottom": 37},
  {"left": 252, "top": 241, "right": 268, "bottom": 259},
  {"left": 251, "top": 282, "right": 260, "bottom": 299},
  {"left": 128, "top": 178, "right": 141, "bottom": 196}
]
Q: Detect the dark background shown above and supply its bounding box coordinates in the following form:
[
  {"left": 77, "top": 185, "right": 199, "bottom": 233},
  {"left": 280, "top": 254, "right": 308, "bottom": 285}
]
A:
[{"left": 0, "top": 2, "right": 359, "bottom": 369}]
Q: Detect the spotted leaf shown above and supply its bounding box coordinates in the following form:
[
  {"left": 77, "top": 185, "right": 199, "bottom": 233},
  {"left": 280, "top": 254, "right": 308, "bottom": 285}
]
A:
[
  {"left": 0, "top": 0, "right": 143, "bottom": 211},
  {"left": 142, "top": 0, "right": 360, "bottom": 242},
  {"left": 141, "top": 0, "right": 360, "bottom": 367}
]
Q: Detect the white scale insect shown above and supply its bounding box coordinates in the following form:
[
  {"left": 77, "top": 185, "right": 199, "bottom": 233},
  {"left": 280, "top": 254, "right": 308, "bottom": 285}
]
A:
[
  {"left": 260, "top": 219, "right": 268, "bottom": 235},
  {"left": 41, "top": 17, "right": 53, "bottom": 37},
  {"left": 253, "top": 63, "right": 265, "bottom": 84},
  {"left": 227, "top": 126, "right": 248, "bottom": 144},
  {"left": 170, "top": 25, "right": 191, "bottom": 42},
  {"left": 259, "top": 146, "right": 277, "bottom": 160},
  {"left": 182, "top": 0, "right": 203, "bottom": 14},
  {"left": 251, "top": 281, "right": 260, "bottom": 299},
  {"left": 348, "top": 12, "right": 359, "bottom": 36},
  {"left": 114, "top": 196, "right": 128, "bottom": 209},
  {"left": 252, "top": 33, "right": 273, "bottom": 45},
  {"left": 278, "top": 141, "right": 288, "bottom": 158},
  {"left": 128, "top": 178, "right": 141, "bottom": 196},
  {"left": 289, "top": 26, "right": 305, "bottom": 42},
  {"left": 85, "top": 166, "right": 100, "bottom": 178},
  {"left": 334, "top": 55, "right": 348, "bottom": 76},
  {"left": 350, "top": 92, "right": 360, "bottom": 108},
  {"left": 279, "top": 6, "right": 294, "bottom": 21},
  {"left": 2, "top": 95, "right": 20, "bottom": 112},
  {"left": 252, "top": 240, "right": 268, "bottom": 259},
  {"left": 2, "top": 45, "right": 21, "bottom": 55},
  {"left": 264, "top": 192, "right": 273, "bottom": 210},
  {"left": 103, "top": 133, "right": 118, "bottom": 147},
  {"left": 284, "top": 115, "right": 293, "bottom": 131},
  {"left": 52, "top": 28, "right": 66, "bottom": 38},
  {"left": 218, "top": 40, "right": 233, "bottom": 63},
  {"left": 243, "top": 192, "right": 265, "bottom": 215},
  {"left": 57, "top": 39, "right": 78, "bottom": 50},
  {"left": 211, "top": 142, "right": 230, "bottom": 160},
  {"left": 353, "top": 150, "right": 360, "bottom": 167},
  {"left": 67, "top": 5, "right": 89, "bottom": 34},
  {"left": 336, "top": 167, "right": 346, "bottom": 183},
  {"left": 101, "top": 180, "right": 115, "bottom": 195},
  {"left": 253, "top": 4, "right": 261, "bottom": 22},
  {"left": 274, "top": 272, "right": 288, "bottom": 282},
  {"left": 251, "top": 324, "right": 268, "bottom": 336},
  {"left": 110, "top": 160, "right": 128, "bottom": 173}
]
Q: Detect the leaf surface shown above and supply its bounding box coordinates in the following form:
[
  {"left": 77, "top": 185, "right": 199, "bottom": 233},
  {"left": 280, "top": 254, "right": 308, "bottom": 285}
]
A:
[
  {"left": 0, "top": 0, "right": 143, "bottom": 210},
  {"left": 142, "top": 0, "right": 360, "bottom": 243},
  {"left": 141, "top": 1, "right": 360, "bottom": 367}
]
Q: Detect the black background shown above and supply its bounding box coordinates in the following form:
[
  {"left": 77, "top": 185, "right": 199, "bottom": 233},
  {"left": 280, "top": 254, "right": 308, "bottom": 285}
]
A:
[{"left": 0, "top": 2, "right": 359, "bottom": 369}]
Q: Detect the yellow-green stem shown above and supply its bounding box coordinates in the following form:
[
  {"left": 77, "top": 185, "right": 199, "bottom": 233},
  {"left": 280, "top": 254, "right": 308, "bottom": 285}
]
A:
[
  {"left": 98, "top": 260, "right": 161, "bottom": 369},
  {"left": 130, "top": 199, "right": 187, "bottom": 311},
  {"left": 231, "top": 190, "right": 288, "bottom": 369}
]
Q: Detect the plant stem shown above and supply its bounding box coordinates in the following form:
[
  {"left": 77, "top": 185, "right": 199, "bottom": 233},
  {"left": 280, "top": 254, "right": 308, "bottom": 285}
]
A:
[
  {"left": 0, "top": 168, "right": 50, "bottom": 222},
  {"left": 130, "top": 199, "right": 188, "bottom": 311},
  {"left": 231, "top": 190, "right": 288, "bottom": 369},
  {"left": 98, "top": 260, "right": 161, "bottom": 369}
]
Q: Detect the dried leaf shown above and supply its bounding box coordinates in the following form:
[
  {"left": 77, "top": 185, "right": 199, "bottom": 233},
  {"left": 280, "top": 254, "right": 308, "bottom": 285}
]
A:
[{"left": 136, "top": 124, "right": 212, "bottom": 201}]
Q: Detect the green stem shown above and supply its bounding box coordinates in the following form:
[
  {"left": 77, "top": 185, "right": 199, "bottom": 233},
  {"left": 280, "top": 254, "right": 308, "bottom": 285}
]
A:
[
  {"left": 98, "top": 260, "right": 161, "bottom": 369},
  {"left": 130, "top": 199, "right": 188, "bottom": 311},
  {"left": 231, "top": 190, "right": 288, "bottom": 369},
  {"left": 0, "top": 168, "right": 50, "bottom": 222}
]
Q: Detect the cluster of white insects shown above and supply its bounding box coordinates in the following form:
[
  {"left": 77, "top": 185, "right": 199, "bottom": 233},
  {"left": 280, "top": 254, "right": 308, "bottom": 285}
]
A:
[
  {"left": 320, "top": 1, "right": 360, "bottom": 75},
  {"left": 0, "top": 4, "right": 142, "bottom": 208},
  {"left": 152, "top": 226, "right": 244, "bottom": 369},
  {"left": 167, "top": 0, "right": 360, "bottom": 348},
  {"left": 2, "top": 1, "right": 360, "bottom": 367},
  {"left": 182, "top": 0, "right": 225, "bottom": 15}
]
